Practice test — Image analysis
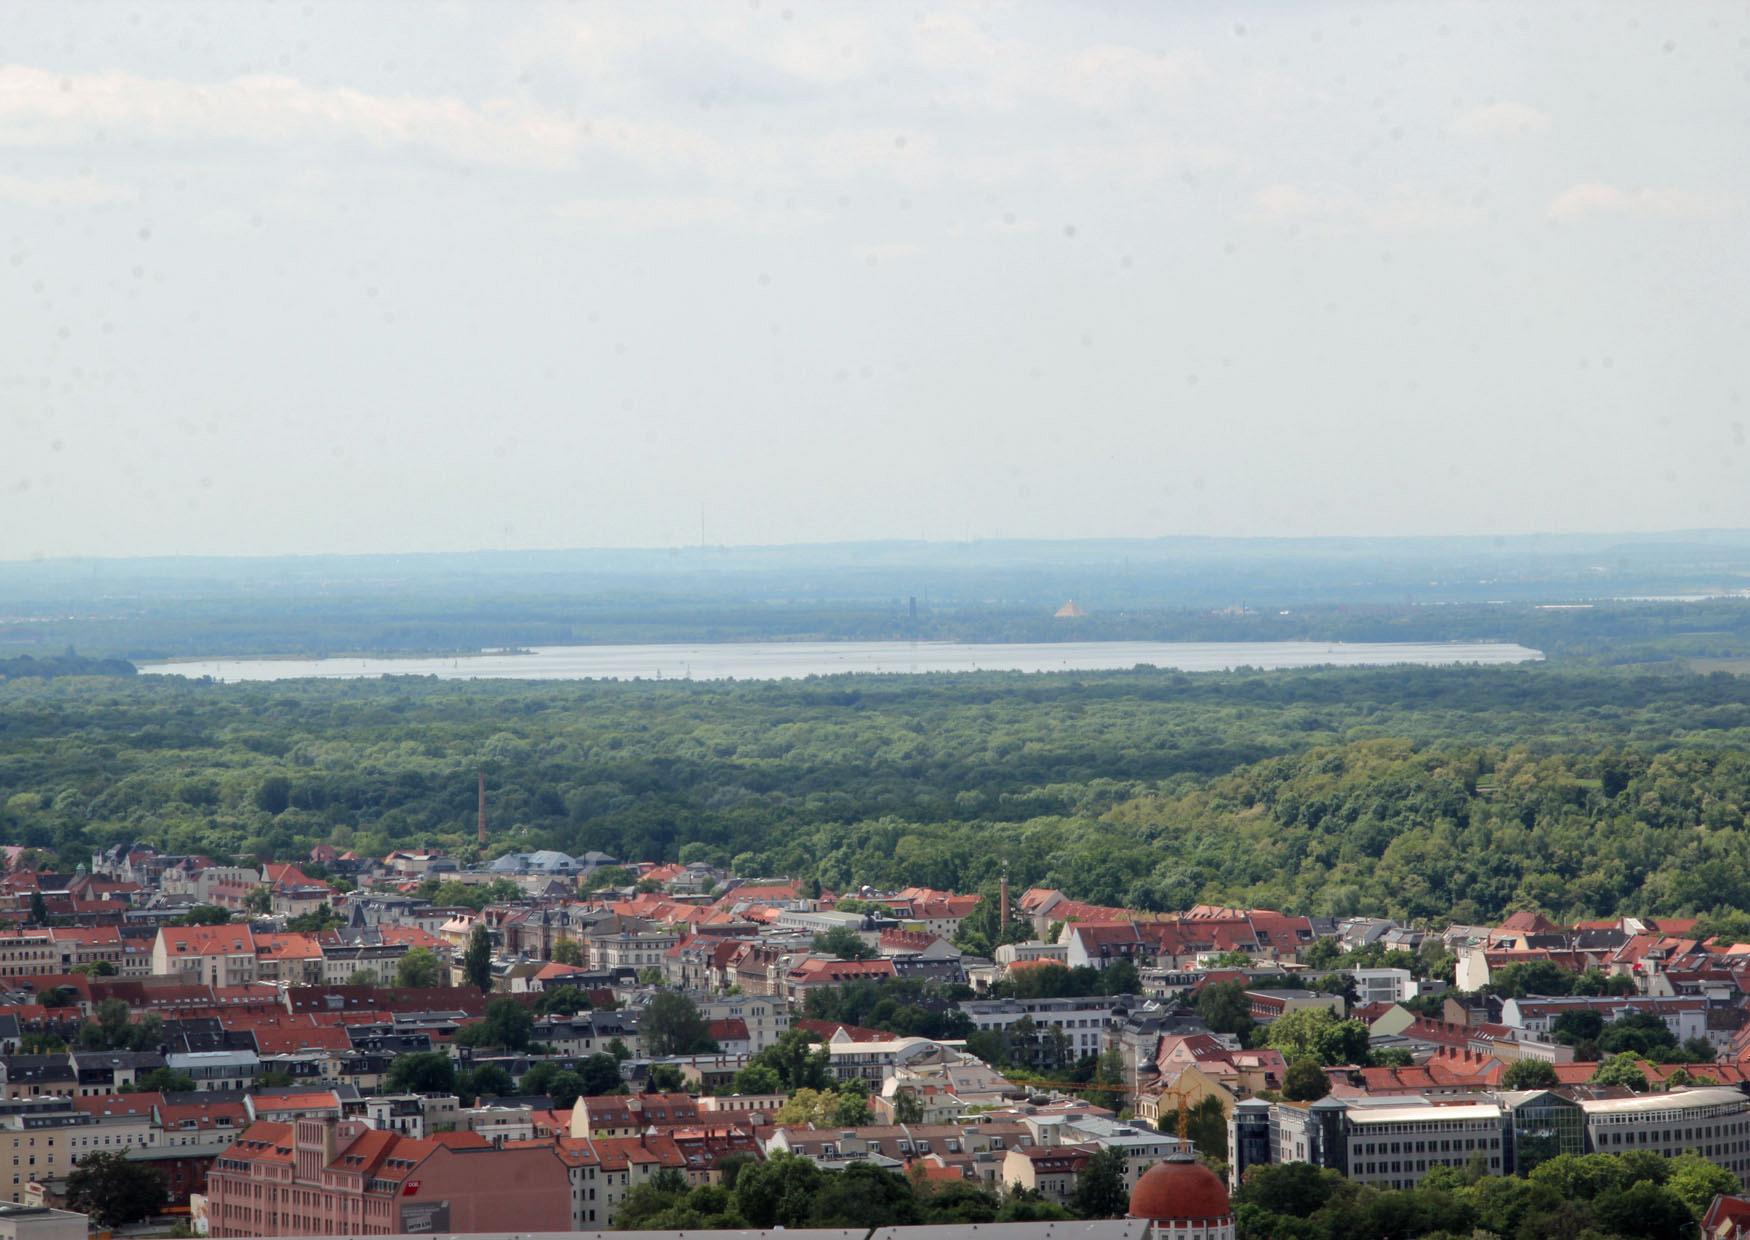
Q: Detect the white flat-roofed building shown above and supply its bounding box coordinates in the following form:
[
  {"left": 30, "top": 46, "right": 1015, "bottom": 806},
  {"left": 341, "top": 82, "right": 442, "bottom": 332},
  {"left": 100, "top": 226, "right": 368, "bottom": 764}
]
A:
[
  {"left": 827, "top": 1036, "right": 955, "bottom": 1083},
  {"left": 1500, "top": 996, "right": 1707, "bottom": 1045},
  {"left": 1350, "top": 968, "right": 1419, "bottom": 1006},
  {"left": 1579, "top": 1088, "right": 1750, "bottom": 1178},
  {"left": 959, "top": 997, "right": 1123, "bottom": 1060},
  {"left": 1341, "top": 1101, "right": 1507, "bottom": 1189}
]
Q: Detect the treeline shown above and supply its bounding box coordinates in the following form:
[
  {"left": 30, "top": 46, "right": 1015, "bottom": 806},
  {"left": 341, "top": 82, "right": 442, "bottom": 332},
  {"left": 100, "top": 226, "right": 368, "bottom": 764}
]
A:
[
  {"left": 11, "top": 596, "right": 1750, "bottom": 664},
  {"left": 0, "top": 651, "right": 136, "bottom": 681},
  {"left": 1234, "top": 1150, "right": 1734, "bottom": 1240},
  {"left": 7, "top": 664, "right": 1750, "bottom": 921}
]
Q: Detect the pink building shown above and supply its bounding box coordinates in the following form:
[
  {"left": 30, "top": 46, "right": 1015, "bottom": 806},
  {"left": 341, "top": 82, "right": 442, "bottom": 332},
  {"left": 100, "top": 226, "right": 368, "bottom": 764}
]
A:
[{"left": 205, "top": 1117, "right": 572, "bottom": 1236}]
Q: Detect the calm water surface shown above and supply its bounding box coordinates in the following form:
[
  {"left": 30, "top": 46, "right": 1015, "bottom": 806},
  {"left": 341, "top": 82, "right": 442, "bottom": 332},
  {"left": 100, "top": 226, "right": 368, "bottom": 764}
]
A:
[{"left": 141, "top": 640, "right": 1543, "bottom": 682}]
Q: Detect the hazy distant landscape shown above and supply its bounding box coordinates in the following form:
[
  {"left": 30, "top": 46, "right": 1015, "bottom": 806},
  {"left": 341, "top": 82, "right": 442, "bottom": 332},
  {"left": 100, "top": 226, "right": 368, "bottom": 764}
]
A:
[{"left": 8, "top": 532, "right": 1750, "bottom": 667}]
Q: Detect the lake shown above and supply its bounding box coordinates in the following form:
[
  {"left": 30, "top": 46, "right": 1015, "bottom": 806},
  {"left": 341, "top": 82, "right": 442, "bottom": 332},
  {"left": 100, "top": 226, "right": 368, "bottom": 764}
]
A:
[{"left": 139, "top": 640, "right": 1543, "bottom": 682}]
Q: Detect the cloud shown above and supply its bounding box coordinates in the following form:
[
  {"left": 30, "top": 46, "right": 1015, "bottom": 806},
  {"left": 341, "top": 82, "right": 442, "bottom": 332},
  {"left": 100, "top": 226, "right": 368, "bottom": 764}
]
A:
[
  {"left": 0, "top": 65, "right": 585, "bottom": 171},
  {"left": 1449, "top": 101, "right": 1550, "bottom": 138},
  {"left": 0, "top": 173, "right": 136, "bottom": 209},
  {"left": 1254, "top": 183, "right": 1340, "bottom": 221},
  {"left": 857, "top": 241, "right": 923, "bottom": 264},
  {"left": 1253, "top": 183, "right": 1480, "bottom": 233},
  {"left": 1547, "top": 181, "right": 1739, "bottom": 222},
  {"left": 553, "top": 193, "right": 758, "bottom": 231}
]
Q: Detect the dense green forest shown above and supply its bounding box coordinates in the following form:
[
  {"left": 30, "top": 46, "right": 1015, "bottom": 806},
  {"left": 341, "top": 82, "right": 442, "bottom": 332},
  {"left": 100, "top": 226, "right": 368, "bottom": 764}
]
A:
[{"left": 7, "top": 662, "right": 1750, "bottom": 924}]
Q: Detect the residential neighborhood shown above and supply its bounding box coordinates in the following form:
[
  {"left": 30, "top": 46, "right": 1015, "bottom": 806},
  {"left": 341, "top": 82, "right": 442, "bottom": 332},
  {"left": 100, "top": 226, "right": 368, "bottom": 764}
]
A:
[{"left": 0, "top": 843, "right": 1739, "bottom": 1235}]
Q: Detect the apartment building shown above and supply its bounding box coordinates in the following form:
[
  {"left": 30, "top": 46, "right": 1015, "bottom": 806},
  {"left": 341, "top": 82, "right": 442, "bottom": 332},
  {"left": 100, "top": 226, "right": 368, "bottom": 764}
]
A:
[
  {"left": 205, "top": 1117, "right": 571, "bottom": 1237},
  {"left": 152, "top": 926, "right": 258, "bottom": 988}
]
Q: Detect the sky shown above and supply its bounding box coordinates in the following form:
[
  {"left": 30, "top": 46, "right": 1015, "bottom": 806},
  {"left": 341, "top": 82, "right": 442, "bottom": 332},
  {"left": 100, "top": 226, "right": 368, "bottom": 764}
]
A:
[{"left": 2, "top": 1, "right": 1748, "bottom": 559}]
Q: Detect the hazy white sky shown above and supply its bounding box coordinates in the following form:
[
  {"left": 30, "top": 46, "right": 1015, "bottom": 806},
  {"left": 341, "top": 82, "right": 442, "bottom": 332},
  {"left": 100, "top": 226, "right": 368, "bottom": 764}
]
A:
[{"left": 3, "top": 1, "right": 1748, "bottom": 558}]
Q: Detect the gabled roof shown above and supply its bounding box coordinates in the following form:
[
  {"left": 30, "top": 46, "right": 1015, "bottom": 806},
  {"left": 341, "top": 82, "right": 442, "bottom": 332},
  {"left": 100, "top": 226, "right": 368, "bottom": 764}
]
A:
[
  {"left": 158, "top": 925, "right": 255, "bottom": 956},
  {"left": 215, "top": 1119, "right": 293, "bottom": 1162}
]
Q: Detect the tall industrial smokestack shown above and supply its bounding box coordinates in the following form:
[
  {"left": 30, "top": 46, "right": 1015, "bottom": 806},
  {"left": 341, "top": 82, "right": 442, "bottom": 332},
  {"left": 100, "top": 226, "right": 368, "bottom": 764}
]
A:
[
  {"left": 477, "top": 770, "right": 487, "bottom": 846},
  {"left": 999, "top": 865, "right": 1010, "bottom": 936}
]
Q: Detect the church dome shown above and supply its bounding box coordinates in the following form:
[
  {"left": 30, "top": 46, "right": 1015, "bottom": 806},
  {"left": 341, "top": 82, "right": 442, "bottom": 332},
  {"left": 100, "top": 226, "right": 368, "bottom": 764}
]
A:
[{"left": 1128, "top": 1153, "right": 1231, "bottom": 1222}]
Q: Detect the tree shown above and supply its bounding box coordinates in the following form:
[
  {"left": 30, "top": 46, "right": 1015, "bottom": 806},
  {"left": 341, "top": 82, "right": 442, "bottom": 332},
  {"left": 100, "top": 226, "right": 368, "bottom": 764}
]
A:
[
  {"left": 64, "top": 1151, "right": 169, "bottom": 1226},
  {"left": 170, "top": 905, "right": 230, "bottom": 926},
  {"left": 1550, "top": 1009, "right": 1606, "bottom": 1050},
  {"left": 1194, "top": 980, "right": 1255, "bottom": 1038},
  {"left": 1068, "top": 1147, "right": 1129, "bottom": 1219},
  {"left": 395, "top": 947, "right": 443, "bottom": 989},
  {"left": 578, "top": 1053, "right": 625, "bottom": 1096},
  {"left": 385, "top": 1051, "right": 456, "bottom": 1094},
  {"left": 813, "top": 925, "right": 877, "bottom": 960},
  {"left": 78, "top": 998, "right": 161, "bottom": 1052},
  {"left": 833, "top": 1091, "right": 872, "bottom": 1126},
  {"left": 552, "top": 938, "right": 584, "bottom": 966},
  {"left": 129, "top": 1067, "right": 195, "bottom": 1094},
  {"left": 1282, "top": 1057, "right": 1331, "bottom": 1101},
  {"left": 344, "top": 968, "right": 379, "bottom": 988},
  {"left": 1664, "top": 1152, "right": 1740, "bottom": 1216},
  {"left": 464, "top": 923, "right": 493, "bottom": 993},
  {"left": 647, "top": 1062, "right": 686, "bottom": 1092},
  {"left": 605, "top": 1037, "right": 631, "bottom": 1062},
  {"left": 643, "top": 991, "right": 717, "bottom": 1056},
  {"left": 1101, "top": 958, "right": 1141, "bottom": 996},
  {"left": 255, "top": 774, "right": 291, "bottom": 815},
  {"left": 808, "top": 1162, "right": 921, "bottom": 1228},
  {"left": 463, "top": 1063, "right": 513, "bottom": 1101},
  {"left": 1264, "top": 1008, "right": 1369, "bottom": 1066},
  {"left": 1571, "top": 967, "right": 1636, "bottom": 997},
  {"left": 1502, "top": 1058, "right": 1560, "bottom": 1090},
  {"left": 285, "top": 905, "right": 343, "bottom": 933},
  {"left": 1231, "top": 1161, "right": 1346, "bottom": 1217},
  {"left": 1591, "top": 1181, "right": 1694, "bottom": 1240},
  {"left": 28, "top": 890, "right": 48, "bottom": 926},
  {"left": 1598, "top": 1010, "right": 1680, "bottom": 1059},
  {"left": 1489, "top": 959, "right": 1576, "bottom": 999},
  {"left": 1590, "top": 1053, "right": 1650, "bottom": 1092},
  {"left": 733, "top": 1152, "right": 825, "bottom": 1228},
  {"left": 243, "top": 885, "right": 273, "bottom": 915},
  {"left": 731, "top": 1063, "right": 782, "bottom": 1095},
  {"left": 544, "top": 1069, "right": 585, "bottom": 1109},
  {"left": 774, "top": 1088, "right": 838, "bottom": 1126},
  {"left": 533, "top": 985, "right": 593, "bottom": 1016},
  {"left": 462, "top": 997, "right": 533, "bottom": 1051},
  {"left": 1527, "top": 1152, "right": 1628, "bottom": 1201},
  {"left": 893, "top": 1088, "right": 925, "bottom": 1125},
  {"left": 917, "top": 1180, "right": 1000, "bottom": 1225},
  {"left": 997, "top": 1191, "right": 1073, "bottom": 1222},
  {"left": 1184, "top": 1095, "right": 1228, "bottom": 1162}
]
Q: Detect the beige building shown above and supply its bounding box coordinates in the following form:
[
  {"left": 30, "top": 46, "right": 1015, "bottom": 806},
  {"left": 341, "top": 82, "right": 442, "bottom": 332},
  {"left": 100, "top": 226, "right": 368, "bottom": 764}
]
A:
[
  {"left": 1000, "top": 1145, "right": 1090, "bottom": 1205},
  {"left": 151, "top": 925, "right": 258, "bottom": 987},
  {"left": 0, "top": 1100, "right": 88, "bottom": 1206},
  {"left": 0, "top": 936, "right": 56, "bottom": 983}
]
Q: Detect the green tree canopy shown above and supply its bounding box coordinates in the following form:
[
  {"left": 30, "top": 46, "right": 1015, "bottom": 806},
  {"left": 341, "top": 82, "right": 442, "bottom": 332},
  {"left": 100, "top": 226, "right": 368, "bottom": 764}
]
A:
[
  {"left": 1282, "top": 1057, "right": 1332, "bottom": 1102},
  {"left": 643, "top": 991, "right": 717, "bottom": 1057},
  {"left": 395, "top": 946, "right": 443, "bottom": 988},
  {"left": 1590, "top": 1053, "right": 1651, "bottom": 1093},
  {"left": 385, "top": 1051, "right": 456, "bottom": 1094},
  {"left": 1501, "top": 1058, "right": 1560, "bottom": 1090},
  {"left": 65, "top": 1151, "right": 168, "bottom": 1227}
]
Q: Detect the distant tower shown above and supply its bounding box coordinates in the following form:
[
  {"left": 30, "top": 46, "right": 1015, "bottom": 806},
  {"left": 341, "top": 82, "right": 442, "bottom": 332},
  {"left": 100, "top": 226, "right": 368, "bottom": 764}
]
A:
[
  {"left": 477, "top": 771, "right": 487, "bottom": 846},
  {"left": 999, "top": 864, "right": 1010, "bottom": 936},
  {"left": 908, "top": 595, "right": 918, "bottom": 624}
]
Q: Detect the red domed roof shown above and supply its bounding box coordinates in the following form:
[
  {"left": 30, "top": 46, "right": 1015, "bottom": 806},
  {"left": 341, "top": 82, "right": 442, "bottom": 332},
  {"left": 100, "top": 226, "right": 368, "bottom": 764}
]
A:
[{"left": 1128, "top": 1155, "right": 1231, "bottom": 1222}]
